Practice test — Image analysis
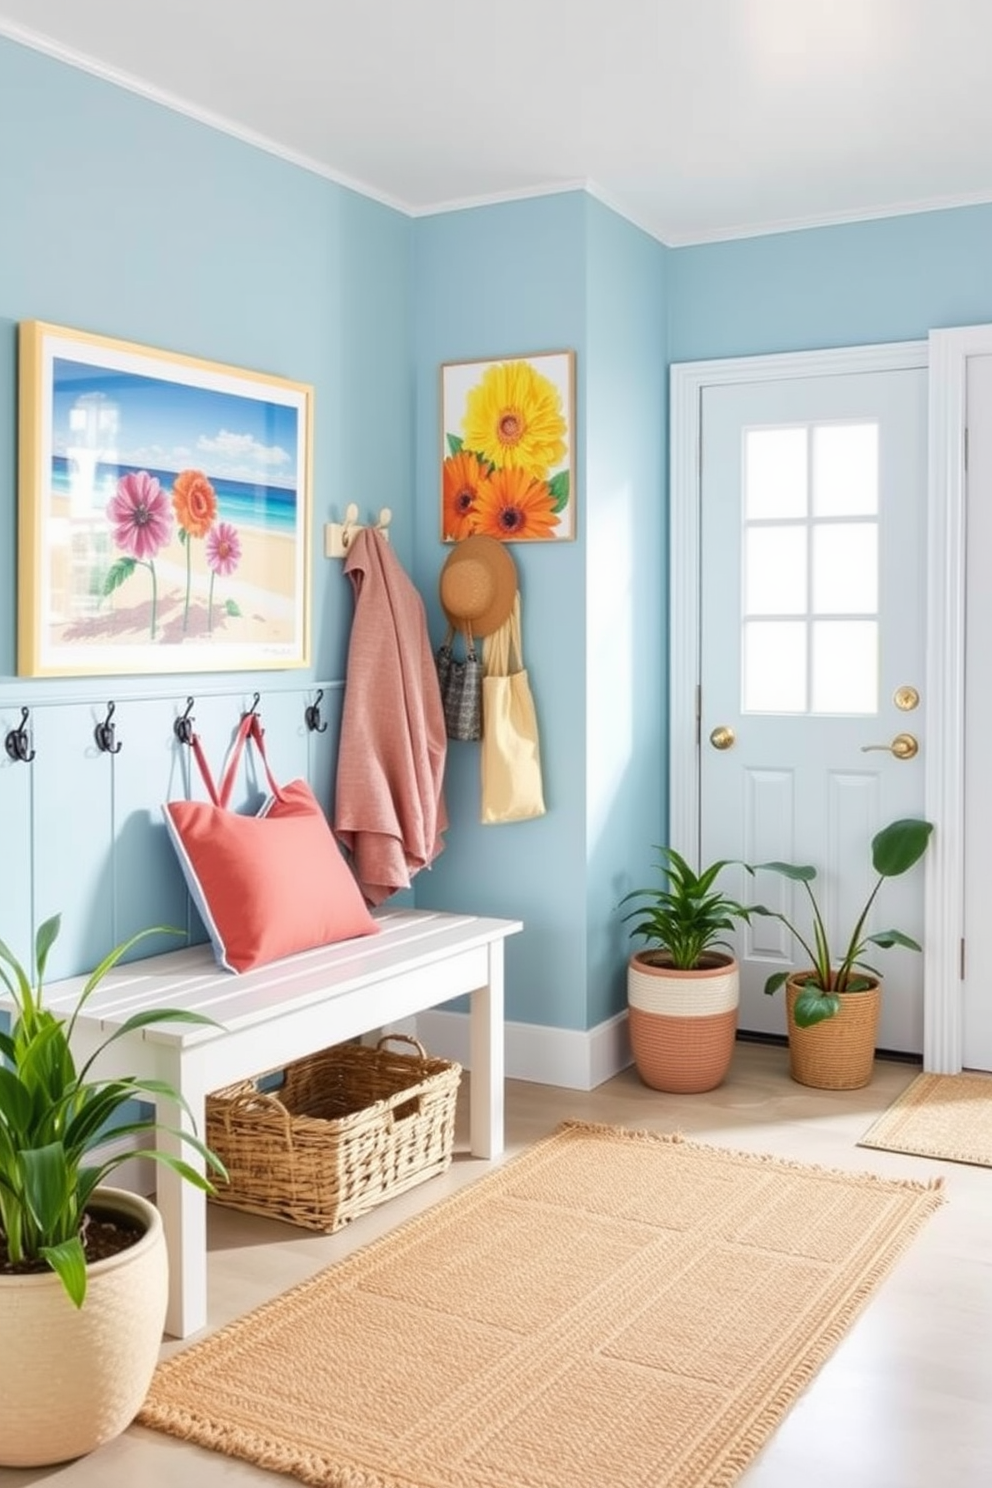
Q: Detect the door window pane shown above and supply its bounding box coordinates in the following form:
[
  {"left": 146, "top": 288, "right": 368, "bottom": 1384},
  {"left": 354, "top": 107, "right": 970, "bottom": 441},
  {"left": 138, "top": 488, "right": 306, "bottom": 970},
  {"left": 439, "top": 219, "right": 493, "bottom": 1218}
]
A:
[
  {"left": 813, "top": 423, "right": 878, "bottom": 516},
  {"left": 743, "top": 621, "right": 807, "bottom": 712},
  {"left": 811, "top": 621, "right": 878, "bottom": 713},
  {"left": 813, "top": 523, "right": 878, "bottom": 613},
  {"left": 745, "top": 428, "right": 807, "bottom": 519},
  {"left": 745, "top": 527, "right": 807, "bottom": 614}
]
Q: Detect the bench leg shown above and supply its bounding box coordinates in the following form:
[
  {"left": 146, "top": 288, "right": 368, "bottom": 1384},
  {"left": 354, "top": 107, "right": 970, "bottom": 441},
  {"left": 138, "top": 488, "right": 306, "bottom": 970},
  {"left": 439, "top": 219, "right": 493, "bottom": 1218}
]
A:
[
  {"left": 469, "top": 938, "right": 505, "bottom": 1159},
  {"left": 156, "top": 1087, "right": 208, "bottom": 1339}
]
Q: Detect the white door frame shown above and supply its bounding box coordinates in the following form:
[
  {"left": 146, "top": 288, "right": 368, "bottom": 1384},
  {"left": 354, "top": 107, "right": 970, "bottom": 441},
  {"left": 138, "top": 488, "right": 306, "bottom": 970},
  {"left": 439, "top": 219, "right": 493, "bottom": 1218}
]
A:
[{"left": 670, "top": 336, "right": 966, "bottom": 1074}]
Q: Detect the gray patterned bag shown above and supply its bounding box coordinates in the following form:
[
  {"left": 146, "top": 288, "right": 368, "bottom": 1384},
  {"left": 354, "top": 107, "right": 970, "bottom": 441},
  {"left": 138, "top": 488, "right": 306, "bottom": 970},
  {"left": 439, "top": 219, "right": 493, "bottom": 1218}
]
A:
[{"left": 435, "top": 623, "right": 482, "bottom": 741}]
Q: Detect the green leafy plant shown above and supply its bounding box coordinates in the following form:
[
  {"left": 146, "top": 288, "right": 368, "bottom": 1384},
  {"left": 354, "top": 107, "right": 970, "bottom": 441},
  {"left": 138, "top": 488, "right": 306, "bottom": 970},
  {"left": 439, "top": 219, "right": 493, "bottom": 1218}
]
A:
[
  {"left": 745, "top": 817, "right": 934, "bottom": 1029},
  {"left": 0, "top": 914, "right": 227, "bottom": 1307},
  {"left": 620, "top": 847, "right": 751, "bottom": 970}
]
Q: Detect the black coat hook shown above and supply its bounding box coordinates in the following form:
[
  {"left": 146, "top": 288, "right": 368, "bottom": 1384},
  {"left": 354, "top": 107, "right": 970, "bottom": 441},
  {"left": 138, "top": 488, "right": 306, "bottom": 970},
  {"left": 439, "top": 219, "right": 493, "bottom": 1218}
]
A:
[
  {"left": 243, "top": 691, "right": 261, "bottom": 719},
  {"left": 4, "top": 707, "right": 35, "bottom": 764},
  {"left": 174, "top": 697, "right": 196, "bottom": 746},
  {"left": 305, "top": 688, "right": 328, "bottom": 733},
  {"left": 94, "top": 701, "right": 122, "bottom": 755}
]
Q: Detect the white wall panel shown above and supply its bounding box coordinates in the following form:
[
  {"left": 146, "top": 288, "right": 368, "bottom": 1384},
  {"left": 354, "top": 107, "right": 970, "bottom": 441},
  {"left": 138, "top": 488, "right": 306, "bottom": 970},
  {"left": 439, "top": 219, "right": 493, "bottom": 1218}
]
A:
[
  {"left": 113, "top": 695, "right": 192, "bottom": 953},
  {"left": 30, "top": 703, "right": 115, "bottom": 979},
  {"left": 0, "top": 683, "right": 343, "bottom": 981}
]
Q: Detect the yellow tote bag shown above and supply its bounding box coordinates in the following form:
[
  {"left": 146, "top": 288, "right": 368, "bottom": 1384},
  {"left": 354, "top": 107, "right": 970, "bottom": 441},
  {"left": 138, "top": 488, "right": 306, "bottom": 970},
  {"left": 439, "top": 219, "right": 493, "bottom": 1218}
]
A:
[{"left": 480, "top": 596, "right": 546, "bottom": 824}]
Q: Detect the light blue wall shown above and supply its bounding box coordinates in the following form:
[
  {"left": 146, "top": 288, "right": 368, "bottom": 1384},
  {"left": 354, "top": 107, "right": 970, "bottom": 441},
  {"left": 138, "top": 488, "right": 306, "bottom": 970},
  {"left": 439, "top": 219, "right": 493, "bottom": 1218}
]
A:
[
  {"left": 10, "top": 28, "right": 992, "bottom": 1041},
  {"left": 411, "top": 195, "right": 592, "bottom": 1028},
  {"left": 669, "top": 203, "right": 992, "bottom": 360},
  {"left": 0, "top": 35, "right": 413, "bottom": 976},
  {"left": 409, "top": 195, "right": 668, "bottom": 1030}
]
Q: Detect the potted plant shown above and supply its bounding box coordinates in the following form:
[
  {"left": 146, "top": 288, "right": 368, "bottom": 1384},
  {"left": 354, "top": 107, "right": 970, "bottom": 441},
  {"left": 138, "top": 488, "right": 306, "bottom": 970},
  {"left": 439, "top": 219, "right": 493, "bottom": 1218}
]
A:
[
  {"left": 745, "top": 817, "right": 934, "bottom": 1090},
  {"left": 0, "top": 913, "right": 226, "bottom": 1468},
  {"left": 620, "top": 848, "right": 751, "bottom": 1092}
]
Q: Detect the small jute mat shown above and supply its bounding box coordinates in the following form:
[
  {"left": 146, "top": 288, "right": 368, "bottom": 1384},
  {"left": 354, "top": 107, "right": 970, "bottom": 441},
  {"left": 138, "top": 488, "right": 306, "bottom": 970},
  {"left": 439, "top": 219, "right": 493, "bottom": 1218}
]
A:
[
  {"left": 138, "top": 1121, "right": 943, "bottom": 1488},
  {"left": 858, "top": 1070, "right": 992, "bottom": 1166}
]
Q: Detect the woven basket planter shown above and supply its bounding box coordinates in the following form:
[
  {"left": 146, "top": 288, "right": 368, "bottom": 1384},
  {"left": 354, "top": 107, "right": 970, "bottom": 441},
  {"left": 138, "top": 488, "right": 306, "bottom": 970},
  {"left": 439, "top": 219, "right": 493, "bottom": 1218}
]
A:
[
  {"left": 627, "top": 951, "right": 738, "bottom": 1093},
  {"left": 785, "top": 974, "right": 881, "bottom": 1090},
  {"left": 206, "top": 1035, "right": 461, "bottom": 1232},
  {"left": 0, "top": 1188, "right": 167, "bottom": 1468}
]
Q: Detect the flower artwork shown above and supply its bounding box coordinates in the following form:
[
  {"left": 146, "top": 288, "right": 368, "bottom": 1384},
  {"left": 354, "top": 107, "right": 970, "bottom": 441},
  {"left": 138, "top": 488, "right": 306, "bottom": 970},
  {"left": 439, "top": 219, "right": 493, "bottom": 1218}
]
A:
[
  {"left": 105, "top": 468, "right": 243, "bottom": 641},
  {"left": 17, "top": 322, "right": 312, "bottom": 676},
  {"left": 440, "top": 352, "right": 575, "bottom": 542}
]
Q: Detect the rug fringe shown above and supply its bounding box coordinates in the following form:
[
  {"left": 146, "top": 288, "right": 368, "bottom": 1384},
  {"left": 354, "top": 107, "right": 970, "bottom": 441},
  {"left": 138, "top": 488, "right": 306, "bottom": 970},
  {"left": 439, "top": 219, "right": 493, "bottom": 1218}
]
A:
[
  {"left": 694, "top": 1186, "right": 945, "bottom": 1488},
  {"left": 140, "top": 1118, "right": 944, "bottom": 1488},
  {"left": 135, "top": 1403, "right": 412, "bottom": 1488}
]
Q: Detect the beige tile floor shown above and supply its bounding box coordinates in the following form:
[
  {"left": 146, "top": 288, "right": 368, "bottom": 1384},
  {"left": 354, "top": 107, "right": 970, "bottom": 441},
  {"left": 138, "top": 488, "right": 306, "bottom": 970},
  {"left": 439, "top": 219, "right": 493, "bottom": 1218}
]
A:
[{"left": 5, "top": 1042, "right": 991, "bottom": 1487}]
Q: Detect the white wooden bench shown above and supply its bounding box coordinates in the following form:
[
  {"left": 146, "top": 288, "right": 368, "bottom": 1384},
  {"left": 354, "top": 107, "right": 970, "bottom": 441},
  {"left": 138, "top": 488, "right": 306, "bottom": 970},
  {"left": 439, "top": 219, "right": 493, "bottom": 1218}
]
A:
[{"left": 40, "top": 909, "right": 522, "bottom": 1338}]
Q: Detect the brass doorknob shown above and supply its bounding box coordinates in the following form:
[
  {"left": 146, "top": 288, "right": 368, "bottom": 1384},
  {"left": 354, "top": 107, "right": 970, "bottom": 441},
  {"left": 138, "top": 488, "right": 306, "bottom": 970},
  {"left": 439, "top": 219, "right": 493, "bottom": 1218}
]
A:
[
  {"left": 709, "top": 725, "right": 736, "bottom": 751},
  {"left": 860, "top": 732, "right": 919, "bottom": 760}
]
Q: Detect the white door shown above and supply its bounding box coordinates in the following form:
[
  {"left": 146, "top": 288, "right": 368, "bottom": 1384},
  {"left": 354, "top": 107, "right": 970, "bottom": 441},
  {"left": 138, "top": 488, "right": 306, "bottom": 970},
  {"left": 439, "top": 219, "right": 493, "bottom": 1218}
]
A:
[
  {"left": 698, "top": 366, "right": 929, "bottom": 1051},
  {"left": 963, "top": 355, "right": 992, "bottom": 1069}
]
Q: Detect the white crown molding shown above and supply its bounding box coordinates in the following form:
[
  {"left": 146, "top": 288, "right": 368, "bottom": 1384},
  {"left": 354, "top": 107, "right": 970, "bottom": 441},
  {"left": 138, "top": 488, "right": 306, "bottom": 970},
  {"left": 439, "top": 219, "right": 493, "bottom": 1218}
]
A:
[
  {"left": 412, "top": 178, "right": 590, "bottom": 219},
  {"left": 660, "top": 186, "right": 992, "bottom": 248},
  {"left": 0, "top": 17, "right": 410, "bottom": 216},
  {"left": 7, "top": 16, "right": 992, "bottom": 250}
]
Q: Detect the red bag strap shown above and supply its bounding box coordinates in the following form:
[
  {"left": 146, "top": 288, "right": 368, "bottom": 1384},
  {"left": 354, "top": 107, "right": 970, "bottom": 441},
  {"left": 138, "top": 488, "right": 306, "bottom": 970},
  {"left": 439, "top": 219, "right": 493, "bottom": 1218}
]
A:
[
  {"left": 187, "top": 731, "right": 223, "bottom": 807},
  {"left": 242, "top": 714, "right": 286, "bottom": 803},
  {"left": 187, "top": 714, "right": 285, "bottom": 808}
]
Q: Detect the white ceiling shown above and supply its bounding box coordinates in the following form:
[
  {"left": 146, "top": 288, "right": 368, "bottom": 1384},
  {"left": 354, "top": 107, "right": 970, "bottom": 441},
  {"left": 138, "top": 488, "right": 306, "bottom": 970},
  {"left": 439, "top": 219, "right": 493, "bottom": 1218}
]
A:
[{"left": 3, "top": 0, "right": 992, "bottom": 246}]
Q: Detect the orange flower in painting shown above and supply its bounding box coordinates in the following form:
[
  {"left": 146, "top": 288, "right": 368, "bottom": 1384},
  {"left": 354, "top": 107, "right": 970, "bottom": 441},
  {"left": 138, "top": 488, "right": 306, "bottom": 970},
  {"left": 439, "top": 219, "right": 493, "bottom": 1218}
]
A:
[
  {"left": 442, "top": 449, "right": 492, "bottom": 540},
  {"left": 472, "top": 466, "right": 560, "bottom": 541},
  {"left": 172, "top": 469, "right": 218, "bottom": 538}
]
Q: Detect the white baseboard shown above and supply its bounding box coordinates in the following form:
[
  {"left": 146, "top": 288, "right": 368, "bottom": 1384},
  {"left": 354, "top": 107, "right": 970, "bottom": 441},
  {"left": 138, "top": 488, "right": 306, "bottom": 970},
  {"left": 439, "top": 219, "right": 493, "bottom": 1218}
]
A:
[{"left": 413, "top": 1009, "right": 633, "bottom": 1091}]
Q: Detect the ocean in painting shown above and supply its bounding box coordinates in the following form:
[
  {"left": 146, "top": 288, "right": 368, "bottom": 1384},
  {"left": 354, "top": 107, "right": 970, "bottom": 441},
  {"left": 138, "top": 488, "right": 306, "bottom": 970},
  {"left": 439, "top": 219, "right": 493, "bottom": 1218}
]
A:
[{"left": 52, "top": 456, "right": 298, "bottom": 537}]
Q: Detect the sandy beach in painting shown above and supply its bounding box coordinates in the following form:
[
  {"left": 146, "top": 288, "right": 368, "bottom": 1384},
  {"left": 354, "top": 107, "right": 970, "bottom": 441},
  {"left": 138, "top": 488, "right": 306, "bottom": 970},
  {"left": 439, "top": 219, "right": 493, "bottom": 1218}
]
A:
[{"left": 46, "top": 498, "right": 301, "bottom": 652}]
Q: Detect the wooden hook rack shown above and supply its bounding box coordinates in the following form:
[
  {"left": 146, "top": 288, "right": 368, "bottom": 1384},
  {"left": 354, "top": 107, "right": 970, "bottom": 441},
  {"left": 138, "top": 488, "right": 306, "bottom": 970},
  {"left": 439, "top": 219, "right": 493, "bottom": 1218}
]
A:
[{"left": 324, "top": 503, "right": 392, "bottom": 558}]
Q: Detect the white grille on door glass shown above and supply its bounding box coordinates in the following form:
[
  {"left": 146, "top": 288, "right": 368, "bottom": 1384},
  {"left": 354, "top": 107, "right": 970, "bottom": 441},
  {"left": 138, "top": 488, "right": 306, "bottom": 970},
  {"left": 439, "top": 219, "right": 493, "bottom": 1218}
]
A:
[{"left": 742, "top": 421, "right": 879, "bottom": 716}]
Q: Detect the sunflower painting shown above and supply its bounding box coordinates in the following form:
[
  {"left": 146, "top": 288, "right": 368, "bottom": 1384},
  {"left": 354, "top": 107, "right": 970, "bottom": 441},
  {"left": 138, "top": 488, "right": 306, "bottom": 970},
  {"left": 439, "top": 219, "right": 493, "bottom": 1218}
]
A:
[{"left": 440, "top": 352, "right": 575, "bottom": 542}]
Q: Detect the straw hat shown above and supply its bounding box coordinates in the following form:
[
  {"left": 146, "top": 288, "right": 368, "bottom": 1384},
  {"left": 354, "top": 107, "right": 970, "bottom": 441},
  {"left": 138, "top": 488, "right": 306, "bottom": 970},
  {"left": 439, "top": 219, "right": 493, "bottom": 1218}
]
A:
[{"left": 439, "top": 535, "right": 518, "bottom": 637}]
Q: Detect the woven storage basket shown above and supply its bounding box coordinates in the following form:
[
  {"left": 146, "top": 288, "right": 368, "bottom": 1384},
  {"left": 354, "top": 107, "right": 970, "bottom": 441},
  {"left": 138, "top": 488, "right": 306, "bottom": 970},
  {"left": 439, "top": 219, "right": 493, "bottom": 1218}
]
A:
[
  {"left": 786, "top": 976, "right": 881, "bottom": 1090},
  {"left": 205, "top": 1035, "right": 461, "bottom": 1232}
]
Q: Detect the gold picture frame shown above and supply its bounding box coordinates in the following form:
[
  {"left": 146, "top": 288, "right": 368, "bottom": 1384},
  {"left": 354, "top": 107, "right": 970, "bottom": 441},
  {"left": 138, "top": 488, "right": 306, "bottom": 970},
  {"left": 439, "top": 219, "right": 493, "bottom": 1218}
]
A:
[
  {"left": 18, "top": 321, "right": 313, "bottom": 677},
  {"left": 440, "top": 350, "right": 576, "bottom": 542}
]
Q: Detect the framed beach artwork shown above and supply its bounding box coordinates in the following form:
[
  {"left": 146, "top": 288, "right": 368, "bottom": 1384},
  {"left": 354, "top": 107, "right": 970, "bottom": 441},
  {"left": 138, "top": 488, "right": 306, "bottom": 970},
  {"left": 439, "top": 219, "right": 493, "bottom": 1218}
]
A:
[
  {"left": 440, "top": 350, "right": 575, "bottom": 542},
  {"left": 17, "top": 321, "right": 313, "bottom": 677}
]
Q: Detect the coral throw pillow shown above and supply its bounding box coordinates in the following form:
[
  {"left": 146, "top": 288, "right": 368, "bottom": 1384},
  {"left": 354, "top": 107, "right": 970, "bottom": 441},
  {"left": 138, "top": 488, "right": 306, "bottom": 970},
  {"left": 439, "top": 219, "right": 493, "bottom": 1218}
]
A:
[{"left": 164, "top": 716, "right": 378, "bottom": 973}]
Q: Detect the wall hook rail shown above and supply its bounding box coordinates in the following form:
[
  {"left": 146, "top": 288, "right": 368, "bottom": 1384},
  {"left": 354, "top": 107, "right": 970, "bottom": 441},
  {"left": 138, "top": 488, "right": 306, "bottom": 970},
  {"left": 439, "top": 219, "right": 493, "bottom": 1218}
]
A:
[
  {"left": 4, "top": 707, "right": 35, "bottom": 764},
  {"left": 174, "top": 697, "right": 196, "bottom": 746},
  {"left": 305, "top": 688, "right": 328, "bottom": 733},
  {"left": 94, "top": 700, "right": 123, "bottom": 755},
  {"left": 324, "top": 503, "right": 393, "bottom": 558}
]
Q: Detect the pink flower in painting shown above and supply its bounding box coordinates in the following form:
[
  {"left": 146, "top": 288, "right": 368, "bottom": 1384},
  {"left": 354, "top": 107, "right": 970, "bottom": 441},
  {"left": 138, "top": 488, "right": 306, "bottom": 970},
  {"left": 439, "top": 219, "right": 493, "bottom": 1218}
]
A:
[
  {"left": 107, "top": 471, "right": 173, "bottom": 560},
  {"left": 206, "top": 522, "right": 242, "bottom": 577}
]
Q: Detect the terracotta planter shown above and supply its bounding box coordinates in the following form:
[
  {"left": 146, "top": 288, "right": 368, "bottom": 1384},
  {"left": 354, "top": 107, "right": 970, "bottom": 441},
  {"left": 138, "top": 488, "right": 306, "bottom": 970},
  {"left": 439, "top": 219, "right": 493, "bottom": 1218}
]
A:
[
  {"left": 627, "top": 951, "right": 738, "bottom": 1093},
  {"left": 785, "top": 974, "right": 881, "bottom": 1090},
  {"left": 0, "top": 1187, "right": 168, "bottom": 1468}
]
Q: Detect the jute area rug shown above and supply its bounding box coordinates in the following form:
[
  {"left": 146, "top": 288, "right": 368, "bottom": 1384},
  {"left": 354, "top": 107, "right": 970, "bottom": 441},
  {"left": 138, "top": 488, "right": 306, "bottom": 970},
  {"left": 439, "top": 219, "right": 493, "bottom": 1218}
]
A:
[
  {"left": 139, "top": 1121, "right": 943, "bottom": 1488},
  {"left": 859, "top": 1070, "right": 992, "bottom": 1166}
]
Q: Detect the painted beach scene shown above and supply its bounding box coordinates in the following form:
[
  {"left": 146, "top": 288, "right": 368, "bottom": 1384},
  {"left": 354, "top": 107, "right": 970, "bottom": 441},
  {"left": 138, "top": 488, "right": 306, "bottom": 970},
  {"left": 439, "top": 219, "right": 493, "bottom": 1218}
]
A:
[{"left": 37, "top": 347, "right": 309, "bottom": 673}]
